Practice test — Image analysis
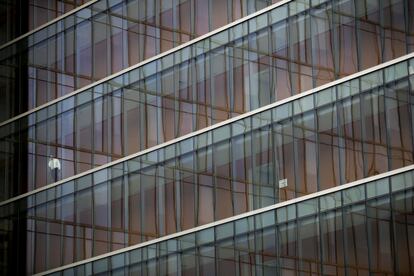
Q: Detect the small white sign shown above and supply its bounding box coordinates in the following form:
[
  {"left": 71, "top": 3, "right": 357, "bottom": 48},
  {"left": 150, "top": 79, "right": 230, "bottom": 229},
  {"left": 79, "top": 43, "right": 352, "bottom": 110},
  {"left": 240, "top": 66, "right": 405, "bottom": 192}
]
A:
[{"left": 279, "top": 178, "right": 288, "bottom": 189}]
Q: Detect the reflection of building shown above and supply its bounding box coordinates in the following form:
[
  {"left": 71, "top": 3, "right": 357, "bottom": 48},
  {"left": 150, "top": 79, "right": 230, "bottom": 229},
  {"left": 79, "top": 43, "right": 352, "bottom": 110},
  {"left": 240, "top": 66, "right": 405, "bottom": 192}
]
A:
[{"left": 0, "top": 0, "right": 413, "bottom": 275}]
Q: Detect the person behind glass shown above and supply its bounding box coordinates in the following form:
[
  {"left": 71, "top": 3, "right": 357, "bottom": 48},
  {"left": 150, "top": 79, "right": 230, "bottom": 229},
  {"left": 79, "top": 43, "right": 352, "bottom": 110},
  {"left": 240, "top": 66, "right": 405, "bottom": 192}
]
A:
[{"left": 48, "top": 155, "right": 61, "bottom": 183}]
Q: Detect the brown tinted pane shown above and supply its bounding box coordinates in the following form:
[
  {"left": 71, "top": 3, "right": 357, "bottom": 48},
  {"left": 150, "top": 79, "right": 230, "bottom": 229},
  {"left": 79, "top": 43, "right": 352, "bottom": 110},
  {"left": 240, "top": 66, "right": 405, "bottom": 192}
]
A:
[
  {"left": 317, "top": 105, "right": 340, "bottom": 190},
  {"left": 298, "top": 217, "right": 320, "bottom": 274},
  {"left": 344, "top": 205, "right": 369, "bottom": 274},
  {"left": 141, "top": 171, "right": 157, "bottom": 241},
  {"left": 289, "top": 12, "right": 313, "bottom": 94},
  {"left": 366, "top": 198, "right": 393, "bottom": 273},
  {"left": 408, "top": 0, "right": 414, "bottom": 52},
  {"left": 275, "top": 121, "right": 296, "bottom": 201},
  {"left": 211, "top": 0, "right": 228, "bottom": 30},
  {"left": 357, "top": 0, "right": 381, "bottom": 70},
  {"left": 312, "top": 5, "right": 335, "bottom": 86},
  {"left": 164, "top": 164, "right": 177, "bottom": 235},
  {"left": 128, "top": 174, "right": 141, "bottom": 245},
  {"left": 272, "top": 19, "right": 291, "bottom": 101},
  {"left": 278, "top": 222, "right": 297, "bottom": 274},
  {"left": 195, "top": 0, "right": 209, "bottom": 35},
  {"left": 161, "top": 0, "right": 174, "bottom": 52},
  {"left": 232, "top": 134, "right": 250, "bottom": 213},
  {"left": 382, "top": 0, "right": 406, "bottom": 62},
  {"left": 386, "top": 80, "right": 413, "bottom": 170},
  {"left": 340, "top": 97, "right": 364, "bottom": 183},
  {"left": 294, "top": 112, "right": 317, "bottom": 196},
  {"left": 197, "top": 147, "right": 214, "bottom": 225},
  {"left": 181, "top": 154, "right": 196, "bottom": 229},
  {"left": 320, "top": 210, "right": 345, "bottom": 275},
  {"left": 124, "top": 90, "right": 141, "bottom": 155},
  {"left": 362, "top": 91, "right": 388, "bottom": 176}
]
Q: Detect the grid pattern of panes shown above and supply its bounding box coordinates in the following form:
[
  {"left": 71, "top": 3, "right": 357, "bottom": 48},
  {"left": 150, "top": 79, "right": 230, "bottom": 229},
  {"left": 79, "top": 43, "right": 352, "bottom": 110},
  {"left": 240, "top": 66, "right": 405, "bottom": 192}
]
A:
[
  {"left": 1, "top": 57, "right": 413, "bottom": 274},
  {"left": 1, "top": 0, "right": 413, "bottom": 200},
  {"left": 0, "top": 0, "right": 90, "bottom": 45},
  {"left": 44, "top": 168, "right": 414, "bottom": 275},
  {"left": 0, "top": 0, "right": 279, "bottom": 121}
]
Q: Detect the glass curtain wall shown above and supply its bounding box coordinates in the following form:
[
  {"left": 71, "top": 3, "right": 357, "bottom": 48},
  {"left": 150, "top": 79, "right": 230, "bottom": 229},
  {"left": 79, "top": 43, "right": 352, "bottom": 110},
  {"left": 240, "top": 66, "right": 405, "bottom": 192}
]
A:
[
  {"left": 0, "top": 0, "right": 412, "bottom": 122},
  {"left": 1, "top": 57, "right": 413, "bottom": 274},
  {"left": 44, "top": 167, "right": 414, "bottom": 275},
  {"left": 1, "top": 0, "right": 412, "bottom": 200},
  {"left": 0, "top": 0, "right": 278, "bottom": 121},
  {"left": 0, "top": 0, "right": 90, "bottom": 45}
]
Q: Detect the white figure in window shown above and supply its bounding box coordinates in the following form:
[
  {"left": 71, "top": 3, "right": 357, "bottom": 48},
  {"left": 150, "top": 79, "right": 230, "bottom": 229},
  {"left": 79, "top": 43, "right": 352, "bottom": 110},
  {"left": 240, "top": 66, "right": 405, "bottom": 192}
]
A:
[{"left": 48, "top": 156, "right": 61, "bottom": 182}]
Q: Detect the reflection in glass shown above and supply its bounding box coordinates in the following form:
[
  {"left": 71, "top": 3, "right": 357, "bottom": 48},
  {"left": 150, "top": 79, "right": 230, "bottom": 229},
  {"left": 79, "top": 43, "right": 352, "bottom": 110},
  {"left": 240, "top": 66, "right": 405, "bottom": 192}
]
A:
[
  {"left": 1, "top": 0, "right": 413, "bottom": 200},
  {"left": 42, "top": 170, "right": 414, "bottom": 276}
]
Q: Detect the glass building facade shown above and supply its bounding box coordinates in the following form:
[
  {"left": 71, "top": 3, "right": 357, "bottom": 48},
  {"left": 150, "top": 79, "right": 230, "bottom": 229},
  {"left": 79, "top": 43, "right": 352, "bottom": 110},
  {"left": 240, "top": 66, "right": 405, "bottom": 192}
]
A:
[
  {"left": 0, "top": 0, "right": 412, "bottom": 122},
  {"left": 43, "top": 166, "right": 414, "bottom": 276},
  {"left": 1, "top": 0, "right": 414, "bottom": 200},
  {"left": 1, "top": 53, "right": 414, "bottom": 274},
  {"left": 0, "top": 0, "right": 90, "bottom": 45},
  {"left": 0, "top": 0, "right": 279, "bottom": 121},
  {"left": 0, "top": 0, "right": 414, "bottom": 275}
]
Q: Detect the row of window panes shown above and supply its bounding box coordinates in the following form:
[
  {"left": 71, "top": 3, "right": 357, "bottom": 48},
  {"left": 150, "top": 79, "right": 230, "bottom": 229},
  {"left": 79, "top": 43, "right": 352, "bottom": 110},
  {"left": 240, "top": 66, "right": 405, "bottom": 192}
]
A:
[
  {"left": 0, "top": 0, "right": 283, "bottom": 121},
  {"left": 0, "top": 0, "right": 89, "bottom": 45},
  {"left": 0, "top": 0, "right": 412, "bottom": 199},
  {"left": 46, "top": 169, "right": 414, "bottom": 275},
  {"left": 1, "top": 61, "right": 413, "bottom": 273}
]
